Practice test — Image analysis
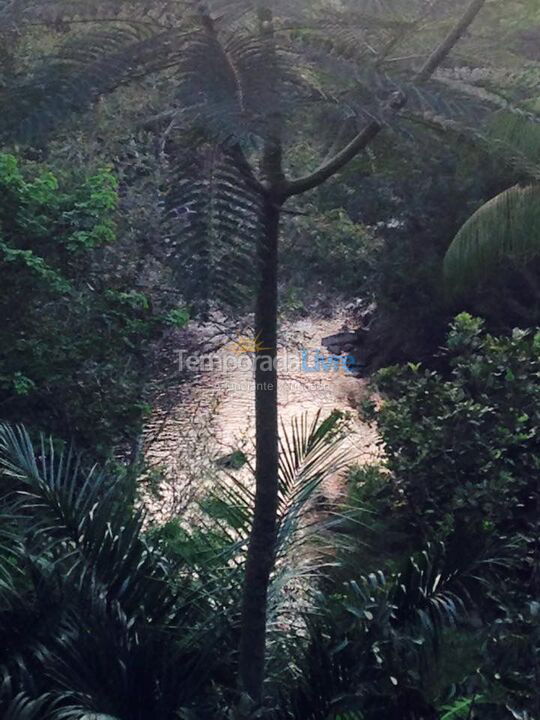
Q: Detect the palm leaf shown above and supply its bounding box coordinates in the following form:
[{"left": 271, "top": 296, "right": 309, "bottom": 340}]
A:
[
  {"left": 0, "top": 692, "right": 54, "bottom": 720},
  {"left": 443, "top": 184, "right": 540, "bottom": 296},
  {"left": 271, "top": 540, "right": 504, "bottom": 720},
  {"left": 0, "top": 423, "right": 232, "bottom": 716},
  {"left": 0, "top": 424, "right": 181, "bottom": 622},
  {"left": 182, "top": 411, "right": 351, "bottom": 652},
  {"left": 195, "top": 411, "right": 349, "bottom": 563}
]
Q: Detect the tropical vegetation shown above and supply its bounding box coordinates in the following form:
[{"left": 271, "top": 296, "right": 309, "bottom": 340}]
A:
[{"left": 0, "top": 0, "right": 539, "bottom": 717}]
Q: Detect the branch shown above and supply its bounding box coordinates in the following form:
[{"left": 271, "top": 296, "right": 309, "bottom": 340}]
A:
[
  {"left": 282, "top": 0, "right": 487, "bottom": 199},
  {"left": 415, "top": 0, "right": 486, "bottom": 83},
  {"left": 283, "top": 94, "right": 405, "bottom": 199}
]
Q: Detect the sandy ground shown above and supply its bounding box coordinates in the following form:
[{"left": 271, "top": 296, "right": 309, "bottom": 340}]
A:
[{"left": 142, "top": 312, "right": 379, "bottom": 520}]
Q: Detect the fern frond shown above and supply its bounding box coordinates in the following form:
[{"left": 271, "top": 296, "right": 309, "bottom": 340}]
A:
[
  {"left": 0, "top": 23, "right": 187, "bottom": 142},
  {"left": 0, "top": 0, "right": 182, "bottom": 30},
  {"left": 164, "top": 142, "right": 263, "bottom": 312}
]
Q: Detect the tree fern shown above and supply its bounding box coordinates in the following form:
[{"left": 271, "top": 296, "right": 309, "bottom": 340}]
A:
[{"left": 3, "top": 0, "right": 536, "bottom": 705}]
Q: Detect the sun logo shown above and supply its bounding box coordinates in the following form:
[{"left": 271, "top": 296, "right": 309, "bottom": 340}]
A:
[{"left": 229, "top": 333, "right": 272, "bottom": 355}]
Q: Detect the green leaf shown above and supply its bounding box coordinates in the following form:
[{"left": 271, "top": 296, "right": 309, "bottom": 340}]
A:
[{"left": 443, "top": 184, "right": 540, "bottom": 297}]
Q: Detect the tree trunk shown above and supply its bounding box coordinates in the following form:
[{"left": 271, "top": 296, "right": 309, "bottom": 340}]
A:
[
  {"left": 236, "top": 0, "right": 488, "bottom": 705},
  {"left": 238, "top": 196, "right": 280, "bottom": 705}
]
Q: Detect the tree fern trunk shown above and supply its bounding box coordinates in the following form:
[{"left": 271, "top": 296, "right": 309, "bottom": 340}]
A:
[{"left": 239, "top": 196, "right": 280, "bottom": 705}]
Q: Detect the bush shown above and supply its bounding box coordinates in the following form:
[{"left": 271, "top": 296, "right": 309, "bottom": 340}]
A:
[
  {"left": 367, "top": 313, "right": 539, "bottom": 549},
  {"left": 355, "top": 314, "right": 540, "bottom": 717},
  {"left": 0, "top": 153, "right": 172, "bottom": 456}
]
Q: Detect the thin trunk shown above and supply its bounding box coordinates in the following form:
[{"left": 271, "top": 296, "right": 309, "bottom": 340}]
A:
[
  {"left": 236, "top": 0, "right": 488, "bottom": 706},
  {"left": 238, "top": 196, "right": 280, "bottom": 704}
]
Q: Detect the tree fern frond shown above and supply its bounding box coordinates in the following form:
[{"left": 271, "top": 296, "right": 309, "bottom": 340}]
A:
[
  {"left": 403, "top": 109, "right": 540, "bottom": 182},
  {"left": 431, "top": 68, "right": 540, "bottom": 123},
  {"left": 164, "top": 142, "right": 263, "bottom": 312},
  {"left": 443, "top": 184, "right": 540, "bottom": 297},
  {"left": 16, "top": 2, "right": 156, "bottom": 27},
  {"left": 0, "top": 24, "right": 186, "bottom": 142},
  {"left": 173, "top": 24, "right": 248, "bottom": 141},
  {"left": 172, "top": 17, "right": 309, "bottom": 144},
  {"left": 226, "top": 31, "right": 310, "bottom": 127}
]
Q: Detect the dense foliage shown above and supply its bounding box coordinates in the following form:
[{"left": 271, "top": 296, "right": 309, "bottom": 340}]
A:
[
  {"left": 350, "top": 314, "right": 540, "bottom": 718},
  {"left": 0, "top": 153, "right": 175, "bottom": 455},
  {"left": 1, "top": 315, "right": 538, "bottom": 718},
  {"left": 0, "top": 0, "right": 539, "bottom": 716}
]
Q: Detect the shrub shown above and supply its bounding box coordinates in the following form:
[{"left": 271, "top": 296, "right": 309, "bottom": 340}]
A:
[
  {"left": 367, "top": 313, "right": 539, "bottom": 551},
  {"left": 0, "top": 153, "right": 172, "bottom": 456},
  {"left": 356, "top": 314, "right": 540, "bottom": 717}
]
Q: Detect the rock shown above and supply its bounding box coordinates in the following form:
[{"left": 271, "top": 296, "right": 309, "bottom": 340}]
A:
[
  {"left": 359, "top": 302, "right": 377, "bottom": 329},
  {"left": 321, "top": 332, "right": 358, "bottom": 349},
  {"left": 215, "top": 450, "right": 248, "bottom": 471}
]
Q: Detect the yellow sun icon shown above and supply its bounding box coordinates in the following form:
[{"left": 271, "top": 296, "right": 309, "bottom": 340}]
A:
[{"left": 229, "top": 333, "right": 272, "bottom": 355}]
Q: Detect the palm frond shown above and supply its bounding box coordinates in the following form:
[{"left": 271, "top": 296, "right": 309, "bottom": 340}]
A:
[
  {"left": 390, "top": 544, "right": 466, "bottom": 635},
  {"left": 276, "top": 410, "right": 350, "bottom": 558},
  {"left": 0, "top": 690, "right": 53, "bottom": 720},
  {"left": 0, "top": 424, "right": 178, "bottom": 622},
  {"left": 193, "top": 411, "right": 349, "bottom": 562},
  {"left": 271, "top": 540, "right": 502, "bottom": 720},
  {"left": 0, "top": 423, "right": 232, "bottom": 716},
  {"left": 443, "top": 184, "right": 540, "bottom": 297}
]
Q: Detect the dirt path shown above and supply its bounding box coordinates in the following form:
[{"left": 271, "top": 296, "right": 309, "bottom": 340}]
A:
[{"left": 142, "top": 312, "right": 379, "bottom": 520}]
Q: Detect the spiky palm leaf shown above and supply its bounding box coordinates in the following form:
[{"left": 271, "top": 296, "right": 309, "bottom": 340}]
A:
[
  {"left": 175, "top": 410, "right": 351, "bottom": 684},
  {"left": 188, "top": 411, "right": 350, "bottom": 589},
  {"left": 0, "top": 415, "right": 350, "bottom": 714},
  {"left": 271, "top": 542, "right": 506, "bottom": 720},
  {"left": 0, "top": 423, "right": 231, "bottom": 718},
  {"left": 0, "top": 690, "right": 54, "bottom": 720}
]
